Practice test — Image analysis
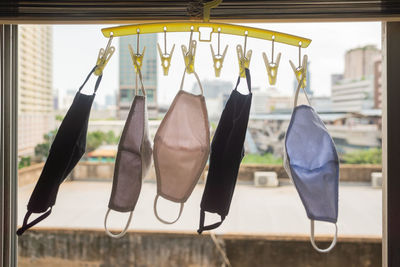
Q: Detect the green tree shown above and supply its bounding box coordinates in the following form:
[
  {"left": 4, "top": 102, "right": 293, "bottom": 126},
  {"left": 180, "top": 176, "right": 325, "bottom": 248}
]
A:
[
  {"left": 242, "top": 153, "right": 283, "bottom": 165},
  {"left": 86, "top": 130, "right": 120, "bottom": 152},
  {"left": 34, "top": 129, "right": 120, "bottom": 160},
  {"left": 55, "top": 114, "right": 64, "bottom": 121},
  {"left": 18, "top": 156, "right": 31, "bottom": 169},
  {"left": 342, "top": 148, "right": 382, "bottom": 164},
  {"left": 34, "top": 129, "right": 57, "bottom": 161}
]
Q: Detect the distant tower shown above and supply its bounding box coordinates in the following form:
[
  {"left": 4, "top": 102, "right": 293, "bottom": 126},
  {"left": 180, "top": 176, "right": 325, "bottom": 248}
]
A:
[
  {"left": 293, "top": 61, "right": 312, "bottom": 96},
  {"left": 18, "top": 25, "right": 54, "bottom": 156},
  {"left": 118, "top": 35, "right": 158, "bottom": 119}
]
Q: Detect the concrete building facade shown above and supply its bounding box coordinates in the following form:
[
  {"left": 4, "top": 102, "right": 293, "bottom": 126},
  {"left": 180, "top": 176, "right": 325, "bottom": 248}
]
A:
[
  {"left": 374, "top": 59, "right": 383, "bottom": 109},
  {"left": 331, "top": 79, "right": 375, "bottom": 111},
  {"left": 18, "top": 25, "right": 54, "bottom": 156},
  {"left": 118, "top": 35, "right": 158, "bottom": 119},
  {"left": 331, "top": 45, "right": 382, "bottom": 112}
]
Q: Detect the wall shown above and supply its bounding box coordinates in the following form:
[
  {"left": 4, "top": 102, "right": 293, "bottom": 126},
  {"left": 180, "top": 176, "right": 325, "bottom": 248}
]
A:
[
  {"left": 69, "top": 162, "right": 382, "bottom": 183},
  {"left": 18, "top": 229, "right": 381, "bottom": 267},
  {"left": 18, "top": 162, "right": 44, "bottom": 186}
]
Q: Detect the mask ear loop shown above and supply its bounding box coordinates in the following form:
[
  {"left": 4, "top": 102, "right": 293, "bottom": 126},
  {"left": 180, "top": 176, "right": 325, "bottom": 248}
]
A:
[
  {"left": 293, "top": 73, "right": 310, "bottom": 107},
  {"left": 179, "top": 29, "right": 204, "bottom": 95},
  {"left": 310, "top": 220, "right": 338, "bottom": 253},
  {"left": 153, "top": 194, "right": 184, "bottom": 224},
  {"left": 104, "top": 208, "right": 134, "bottom": 238},
  {"left": 136, "top": 67, "right": 146, "bottom": 96},
  {"left": 179, "top": 66, "right": 204, "bottom": 95}
]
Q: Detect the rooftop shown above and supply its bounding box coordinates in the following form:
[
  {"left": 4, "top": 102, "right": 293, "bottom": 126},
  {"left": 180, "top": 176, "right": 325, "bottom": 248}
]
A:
[{"left": 18, "top": 181, "right": 382, "bottom": 237}]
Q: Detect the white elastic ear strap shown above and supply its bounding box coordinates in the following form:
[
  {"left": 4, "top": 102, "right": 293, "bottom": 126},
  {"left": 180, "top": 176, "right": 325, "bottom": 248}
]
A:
[
  {"left": 153, "top": 194, "right": 184, "bottom": 224},
  {"left": 136, "top": 68, "right": 146, "bottom": 96},
  {"left": 104, "top": 208, "right": 134, "bottom": 239},
  {"left": 293, "top": 74, "right": 311, "bottom": 107},
  {"left": 310, "top": 219, "right": 338, "bottom": 253},
  {"left": 179, "top": 68, "right": 204, "bottom": 95}
]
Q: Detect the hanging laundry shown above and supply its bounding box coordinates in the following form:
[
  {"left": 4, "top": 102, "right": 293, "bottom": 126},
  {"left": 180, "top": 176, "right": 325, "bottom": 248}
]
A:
[
  {"left": 153, "top": 69, "right": 210, "bottom": 224},
  {"left": 17, "top": 67, "right": 102, "bottom": 236},
  {"left": 198, "top": 68, "right": 252, "bottom": 234},
  {"left": 104, "top": 70, "right": 152, "bottom": 238},
  {"left": 283, "top": 75, "right": 339, "bottom": 253}
]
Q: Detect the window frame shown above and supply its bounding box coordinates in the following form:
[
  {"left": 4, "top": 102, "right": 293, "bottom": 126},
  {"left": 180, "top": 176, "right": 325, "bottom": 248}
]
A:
[{"left": 1, "top": 8, "right": 399, "bottom": 267}]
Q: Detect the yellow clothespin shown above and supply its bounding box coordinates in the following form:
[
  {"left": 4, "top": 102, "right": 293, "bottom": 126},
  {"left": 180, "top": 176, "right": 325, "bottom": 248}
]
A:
[
  {"left": 237, "top": 32, "right": 252, "bottom": 78},
  {"left": 290, "top": 54, "right": 308, "bottom": 89},
  {"left": 182, "top": 40, "right": 197, "bottom": 74},
  {"left": 94, "top": 36, "right": 115, "bottom": 76},
  {"left": 158, "top": 44, "right": 175, "bottom": 76},
  {"left": 157, "top": 28, "right": 175, "bottom": 76},
  {"left": 128, "top": 44, "right": 145, "bottom": 73},
  {"left": 263, "top": 37, "right": 281, "bottom": 86},
  {"left": 210, "top": 29, "right": 228, "bottom": 77},
  {"left": 236, "top": 44, "right": 252, "bottom": 78},
  {"left": 263, "top": 53, "right": 281, "bottom": 85}
]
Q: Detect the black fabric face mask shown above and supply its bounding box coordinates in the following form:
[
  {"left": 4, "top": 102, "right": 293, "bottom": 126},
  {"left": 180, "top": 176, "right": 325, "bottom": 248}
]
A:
[
  {"left": 17, "top": 67, "right": 102, "bottom": 236},
  {"left": 198, "top": 68, "right": 252, "bottom": 234}
]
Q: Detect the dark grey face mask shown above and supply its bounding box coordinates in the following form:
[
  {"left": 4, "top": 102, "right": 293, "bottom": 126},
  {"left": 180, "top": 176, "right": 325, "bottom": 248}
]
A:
[
  {"left": 284, "top": 75, "right": 339, "bottom": 253},
  {"left": 198, "top": 68, "right": 252, "bottom": 234},
  {"left": 104, "top": 71, "right": 152, "bottom": 238},
  {"left": 17, "top": 67, "right": 101, "bottom": 236}
]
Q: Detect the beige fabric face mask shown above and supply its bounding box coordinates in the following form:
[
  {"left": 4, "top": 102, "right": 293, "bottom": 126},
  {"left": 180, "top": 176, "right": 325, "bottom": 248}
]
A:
[
  {"left": 153, "top": 69, "right": 210, "bottom": 224},
  {"left": 104, "top": 70, "right": 152, "bottom": 238}
]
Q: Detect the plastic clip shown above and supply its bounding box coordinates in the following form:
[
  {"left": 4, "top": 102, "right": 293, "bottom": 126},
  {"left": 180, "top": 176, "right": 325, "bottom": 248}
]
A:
[
  {"left": 128, "top": 44, "right": 146, "bottom": 73},
  {"left": 289, "top": 54, "right": 308, "bottom": 89},
  {"left": 263, "top": 52, "right": 281, "bottom": 86},
  {"left": 211, "top": 45, "right": 228, "bottom": 77},
  {"left": 182, "top": 40, "right": 197, "bottom": 74},
  {"left": 210, "top": 29, "right": 228, "bottom": 77},
  {"left": 94, "top": 36, "right": 115, "bottom": 76},
  {"left": 157, "top": 43, "right": 175, "bottom": 76},
  {"left": 237, "top": 44, "right": 252, "bottom": 78}
]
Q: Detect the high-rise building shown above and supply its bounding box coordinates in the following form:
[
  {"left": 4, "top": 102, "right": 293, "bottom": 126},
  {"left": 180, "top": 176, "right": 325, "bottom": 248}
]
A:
[
  {"left": 18, "top": 25, "right": 54, "bottom": 157},
  {"left": 344, "top": 45, "right": 381, "bottom": 80},
  {"left": 331, "top": 45, "right": 382, "bottom": 111},
  {"left": 118, "top": 35, "right": 158, "bottom": 119}
]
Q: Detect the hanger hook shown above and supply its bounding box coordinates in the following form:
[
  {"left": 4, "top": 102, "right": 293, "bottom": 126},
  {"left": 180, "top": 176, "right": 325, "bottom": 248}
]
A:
[
  {"left": 163, "top": 27, "right": 167, "bottom": 54},
  {"left": 217, "top": 28, "right": 221, "bottom": 56},
  {"left": 243, "top": 31, "right": 248, "bottom": 60},
  {"left": 271, "top": 35, "right": 275, "bottom": 64},
  {"left": 188, "top": 27, "right": 194, "bottom": 53},
  {"left": 298, "top": 41, "right": 302, "bottom": 69},
  {"left": 136, "top": 29, "right": 140, "bottom": 56},
  {"left": 203, "top": 0, "right": 223, "bottom": 22}
]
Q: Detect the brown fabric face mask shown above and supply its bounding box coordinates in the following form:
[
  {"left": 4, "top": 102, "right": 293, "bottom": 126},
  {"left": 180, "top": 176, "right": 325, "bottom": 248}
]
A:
[
  {"left": 153, "top": 69, "right": 210, "bottom": 224},
  {"left": 104, "top": 71, "right": 152, "bottom": 238}
]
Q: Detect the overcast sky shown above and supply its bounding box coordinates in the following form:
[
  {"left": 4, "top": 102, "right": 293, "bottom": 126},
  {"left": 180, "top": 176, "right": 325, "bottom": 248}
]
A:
[{"left": 53, "top": 22, "right": 381, "bottom": 106}]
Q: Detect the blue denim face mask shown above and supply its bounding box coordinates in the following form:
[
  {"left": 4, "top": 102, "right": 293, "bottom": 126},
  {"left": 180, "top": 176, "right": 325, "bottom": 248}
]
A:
[{"left": 284, "top": 76, "right": 339, "bottom": 253}]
